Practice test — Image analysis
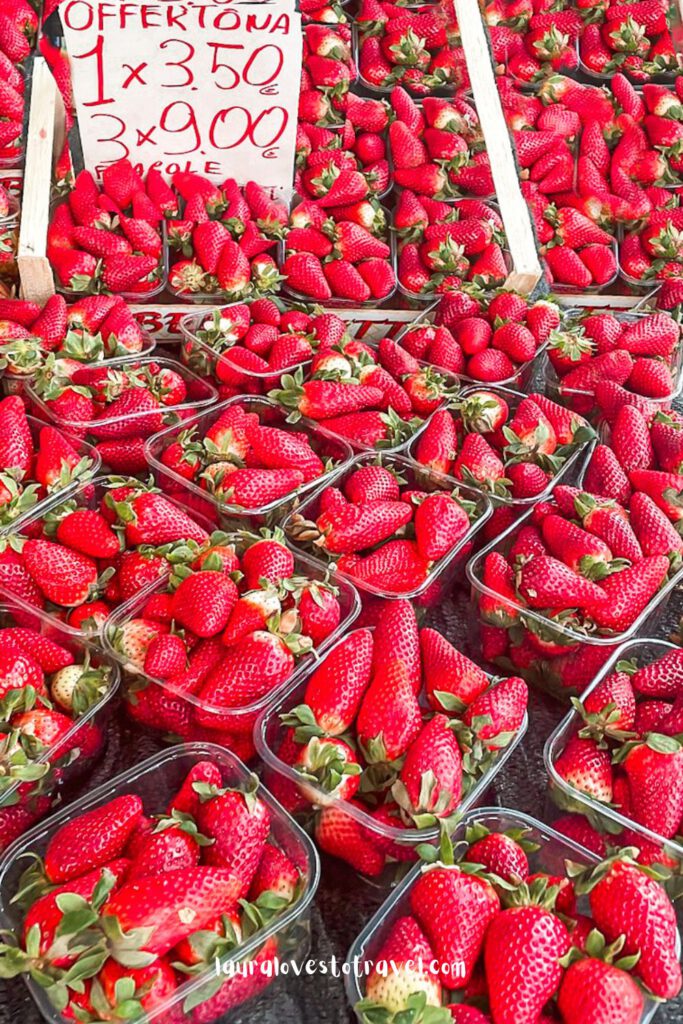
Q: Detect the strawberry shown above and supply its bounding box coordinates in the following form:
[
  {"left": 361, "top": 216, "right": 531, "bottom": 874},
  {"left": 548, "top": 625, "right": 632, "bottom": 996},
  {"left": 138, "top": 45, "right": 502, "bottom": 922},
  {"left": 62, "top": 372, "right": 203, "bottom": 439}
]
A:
[
  {"left": 421, "top": 628, "right": 489, "bottom": 712},
  {"left": 315, "top": 801, "right": 385, "bottom": 877},
  {"left": 484, "top": 903, "right": 570, "bottom": 1022},
  {"left": 414, "top": 492, "right": 470, "bottom": 560},
  {"left": 411, "top": 865, "right": 500, "bottom": 988},
  {"left": 296, "top": 628, "right": 373, "bottom": 735},
  {"left": 630, "top": 491, "right": 683, "bottom": 559},
  {"left": 393, "top": 714, "right": 463, "bottom": 825},
  {"left": 108, "top": 490, "right": 209, "bottom": 546},
  {"left": 22, "top": 539, "right": 99, "bottom": 608},
  {"left": 462, "top": 676, "right": 528, "bottom": 751},
  {"left": 44, "top": 793, "right": 142, "bottom": 882},
  {"left": 554, "top": 735, "right": 613, "bottom": 803},
  {"left": 517, "top": 555, "right": 608, "bottom": 610},
  {"left": 356, "top": 659, "right": 422, "bottom": 763},
  {"left": 463, "top": 826, "right": 531, "bottom": 884},
  {"left": 583, "top": 445, "right": 631, "bottom": 505},
  {"left": 586, "top": 555, "right": 670, "bottom": 632},
  {"left": 195, "top": 778, "right": 270, "bottom": 895},
  {"left": 557, "top": 957, "right": 644, "bottom": 1024},
  {"left": 102, "top": 867, "right": 242, "bottom": 956},
  {"left": 587, "top": 857, "right": 681, "bottom": 999},
  {"left": 616, "top": 733, "right": 683, "bottom": 838}
]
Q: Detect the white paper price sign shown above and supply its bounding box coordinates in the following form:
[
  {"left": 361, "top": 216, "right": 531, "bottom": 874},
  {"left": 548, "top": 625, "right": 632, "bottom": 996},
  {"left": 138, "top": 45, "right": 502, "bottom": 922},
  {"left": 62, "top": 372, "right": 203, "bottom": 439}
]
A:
[{"left": 60, "top": 1, "right": 302, "bottom": 187}]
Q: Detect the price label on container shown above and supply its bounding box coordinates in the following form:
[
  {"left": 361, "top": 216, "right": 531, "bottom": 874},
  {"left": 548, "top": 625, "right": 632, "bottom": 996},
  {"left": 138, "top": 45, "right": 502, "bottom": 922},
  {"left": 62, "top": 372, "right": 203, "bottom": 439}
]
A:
[{"left": 60, "top": 0, "right": 302, "bottom": 187}]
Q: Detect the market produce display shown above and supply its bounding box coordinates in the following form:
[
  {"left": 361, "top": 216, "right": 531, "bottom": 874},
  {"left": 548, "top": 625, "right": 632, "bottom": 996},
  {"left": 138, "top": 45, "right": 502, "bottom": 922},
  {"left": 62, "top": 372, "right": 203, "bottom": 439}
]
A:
[{"left": 2, "top": 0, "right": 683, "bottom": 1022}]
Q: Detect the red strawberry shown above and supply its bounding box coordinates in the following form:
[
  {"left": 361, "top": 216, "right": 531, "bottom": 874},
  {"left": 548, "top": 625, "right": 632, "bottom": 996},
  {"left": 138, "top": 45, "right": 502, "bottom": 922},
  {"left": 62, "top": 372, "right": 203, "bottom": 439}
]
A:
[
  {"left": 298, "top": 628, "right": 373, "bottom": 735},
  {"left": 44, "top": 794, "right": 142, "bottom": 882},
  {"left": 421, "top": 628, "right": 489, "bottom": 712}
]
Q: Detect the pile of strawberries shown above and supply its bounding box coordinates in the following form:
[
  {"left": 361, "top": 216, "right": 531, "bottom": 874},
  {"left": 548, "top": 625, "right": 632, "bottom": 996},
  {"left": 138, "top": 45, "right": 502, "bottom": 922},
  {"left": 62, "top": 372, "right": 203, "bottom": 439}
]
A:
[
  {"left": 390, "top": 90, "right": 494, "bottom": 199},
  {"left": 356, "top": 817, "right": 681, "bottom": 1022},
  {"left": 578, "top": 0, "right": 682, "bottom": 80},
  {"left": 356, "top": 0, "right": 469, "bottom": 94},
  {"left": 413, "top": 388, "right": 593, "bottom": 504},
  {"left": 168, "top": 173, "right": 287, "bottom": 300},
  {"left": 111, "top": 530, "right": 348, "bottom": 759},
  {"left": 152, "top": 397, "right": 351, "bottom": 516},
  {"left": 26, "top": 357, "right": 215, "bottom": 474},
  {"left": 474, "top": 483, "right": 682, "bottom": 692},
  {"left": 0, "top": 0, "right": 36, "bottom": 165},
  {"left": 296, "top": 92, "right": 391, "bottom": 200},
  {"left": 0, "top": 294, "right": 149, "bottom": 380},
  {"left": 0, "top": 757, "right": 308, "bottom": 1022},
  {"left": 49, "top": 161, "right": 171, "bottom": 297},
  {"left": 264, "top": 607, "right": 527, "bottom": 876},
  {"left": 0, "top": 607, "right": 115, "bottom": 851},
  {"left": 285, "top": 456, "right": 484, "bottom": 597},
  {"left": 0, "top": 395, "right": 98, "bottom": 528},
  {"left": 269, "top": 334, "right": 458, "bottom": 451},
  {"left": 412, "top": 287, "right": 560, "bottom": 384},
  {"left": 299, "top": 23, "right": 357, "bottom": 127},
  {"left": 282, "top": 194, "right": 395, "bottom": 303},
  {"left": 0, "top": 477, "right": 213, "bottom": 634},
  {"left": 179, "top": 301, "right": 349, "bottom": 399},
  {"left": 397, "top": 195, "right": 508, "bottom": 298},
  {"left": 548, "top": 309, "right": 682, "bottom": 415},
  {"left": 550, "top": 642, "right": 683, "bottom": 872},
  {"left": 486, "top": 0, "right": 581, "bottom": 83}
]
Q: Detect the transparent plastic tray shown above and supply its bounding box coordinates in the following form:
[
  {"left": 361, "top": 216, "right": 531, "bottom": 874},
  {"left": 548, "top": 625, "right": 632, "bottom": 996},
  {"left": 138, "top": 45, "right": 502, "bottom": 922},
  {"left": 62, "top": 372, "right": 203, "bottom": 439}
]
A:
[
  {"left": 255, "top": 634, "right": 528, "bottom": 883},
  {"left": 24, "top": 356, "right": 217, "bottom": 439},
  {"left": 281, "top": 450, "right": 492, "bottom": 602},
  {"left": 144, "top": 395, "right": 354, "bottom": 529},
  {"left": 545, "top": 638, "right": 683, "bottom": 876},
  {"left": 0, "top": 743, "right": 320, "bottom": 1024},
  {"left": 103, "top": 538, "right": 361, "bottom": 739},
  {"left": 345, "top": 805, "right": 674, "bottom": 1022}
]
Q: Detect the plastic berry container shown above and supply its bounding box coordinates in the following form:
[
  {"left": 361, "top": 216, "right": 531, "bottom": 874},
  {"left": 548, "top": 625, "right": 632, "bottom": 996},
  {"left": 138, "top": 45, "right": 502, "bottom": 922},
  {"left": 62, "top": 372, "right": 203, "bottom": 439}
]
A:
[
  {"left": 0, "top": 597, "right": 120, "bottom": 853},
  {"left": 344, "top": 805, "right": 675, "bottom": 1022},
  {"left": 0, "top": 413, "right": 102, "bottom": 534},
  {"left": 51, "top": 201, "right": 169, "bottom": 303},
  {"left": 0, "top": 742, "right": 320, "bottom": 1024},
  {"left": 0, "top": 326, "right": 158, "bottom": 399},
  {"left": 178, "top": 300, "right": 316, "bottom": 395},
  {"left": 408, "top": 384, "right": 595, "bottom": 512},
  {"left": 255, "top": 639, "right": 528, "bottom": 885},
  {"left": 102, "top": 537, "right": 361, "bottom": 752},
  {"left": 144, "top": 395, "right": 354, "bottom": 530},
  {"left": 24, "top": 356, "right": 218, "bottom": 441},
  {"left": 280, "top": 204, "right": 398, "bottom": 310},
  {"left": 281, "top": 451, "right": 492, "bottom": 604},
  {"left": 394, "top": 301, "right": 550, "bottom": 393},
  {"left": 545, "top": 309, "right": 683, "bottom": 421},
  {"left": 544, "top": 638, "right": 683, "bottom": 886},
  {"left": 466, "top": 507, "right": 683, "bottom": 698},
  {"left": 0, "top": 473, "right": 219, "bottom": 642}
]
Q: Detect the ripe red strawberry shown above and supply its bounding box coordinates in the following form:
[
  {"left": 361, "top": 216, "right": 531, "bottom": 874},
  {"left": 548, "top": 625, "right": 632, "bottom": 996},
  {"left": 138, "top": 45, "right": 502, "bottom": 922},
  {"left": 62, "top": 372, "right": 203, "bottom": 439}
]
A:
[
  {"left": 143, "top": 633, "right": 188, "bottom": 681},
  {"left": 410, "top": 866, "right": 500, "bottom": 988},
  {"left": 463, "top": 827, "right": 530, "bottom": 884},
  {"left": 314, "top": 801, "right": 385, "bottom": 877},
  {"left": 557, "top": 957, "right": 644, "bottom": 1024},
  {"left": 356, "top": 659, "right": 422, "bottom": 763},
  {"left": 297, "top": 628, "right": 373, "bottom": 735},
  {"left": 629, "top": 469, "right": 683, "bottom": 521},
  {"left": 370, "top": 598, "right": 421, "bottom": 693},
  {"left": 610, "top": 405, "right": 654, "bottom": 473},
  {"left": 54, "top": 509, "right": 120, "bottom": 559},
  {"left": 630, "top": 648, "right": 683, "bottom": 698},
  {"left": 44, "top": 794, "right": 142, "bottom": 882},
  {"left": 339, "top": 538, "right": 430, "bottom": 594},
  {"left": 617, "top": 732, "right": 683, "bottom": 839},
  {"left": 393, "top": 714, "right": 463, "bottom": 825},
  {"left": 102, "top": 867, "right": 242, "bottom": 955},
  {"left": 518, "top": 555, "right": 608, "bottom": 610},
  {"left": 586, "top": 555, "right": 670, "bottom": 632},
  {"left": 463, "top": 676, "right": 528, "bottom": 751},
  {"left": 414, "top": 492, "right": 470, "bottom": 560},
  {"left": 312, "top": 500, "right": 413, "bottom": 555},
  {"left": 554, "top": 735, "right": 613, "bottom": 802},
  {"left": 22, "top": 539, "right": 99, "bottom": 607},
  {"left": 583, "top": 445, "right": 631, "bottom": 505},
  {"left": 421, "top": 628, "right": 489, "bottom": 712},
  {"left": 109, "top": 490, "right": 209, "bottom": 546},
  {"left": 0, "top": 396, "right": 32, "bottom": 475},
  {"left": 630, "top": 491, "right": 683, "bottom": 559},
  {"left": 196, "top": 780, "right": 270, "bottom": 895},
  {"left": 588, "top": 857, "right": 681, "bottom": 999}
]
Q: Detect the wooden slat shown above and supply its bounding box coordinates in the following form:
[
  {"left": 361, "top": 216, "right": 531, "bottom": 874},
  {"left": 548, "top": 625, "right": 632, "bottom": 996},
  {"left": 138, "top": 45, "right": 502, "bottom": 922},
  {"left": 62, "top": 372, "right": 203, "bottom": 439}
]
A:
[
  {"left": 17, "top": 58, "right": 65, "bottom": 304},
  {"left": 452, "top": 0, "right": 543, "bottom": 295}
]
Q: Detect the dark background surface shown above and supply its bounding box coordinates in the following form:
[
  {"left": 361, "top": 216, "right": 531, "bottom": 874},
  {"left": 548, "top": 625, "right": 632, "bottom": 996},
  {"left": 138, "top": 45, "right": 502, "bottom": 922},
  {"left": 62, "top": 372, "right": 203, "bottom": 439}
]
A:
[{"left": 2, "top": 587, "right": 683, "bottom": 1023}]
